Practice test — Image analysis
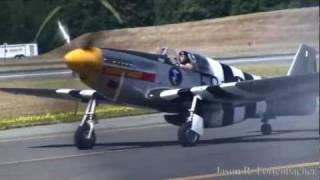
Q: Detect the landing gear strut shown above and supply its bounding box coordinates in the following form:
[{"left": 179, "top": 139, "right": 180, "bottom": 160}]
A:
[
  {"left": 260, "top": 117, "right": 272, "bottom": 135},
  {"left": 178, "top": 95, "right": 203, "bottom": 147},
  {"left": 74, "top": 98, "right": 97, "bottom": 149}
]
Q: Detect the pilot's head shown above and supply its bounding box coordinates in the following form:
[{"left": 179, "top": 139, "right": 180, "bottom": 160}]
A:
[{"left": 179, "top": 51, "right": 190, "bottom": 64}]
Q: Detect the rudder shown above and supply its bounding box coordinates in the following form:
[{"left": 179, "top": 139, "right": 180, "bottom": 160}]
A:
[{"left": 287, "top": 44, "right": 317, "bottom": 76}]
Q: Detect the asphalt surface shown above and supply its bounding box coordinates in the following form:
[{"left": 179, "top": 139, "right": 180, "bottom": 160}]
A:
[
  {"left": 0, "top": 69, "right": 72, "bottom": 80},
  {"left": 0, "top": 111, "right": 318, "bottom": 180},
  {"left": 220, "top": 55, "right": 293, "bottom": 65}
]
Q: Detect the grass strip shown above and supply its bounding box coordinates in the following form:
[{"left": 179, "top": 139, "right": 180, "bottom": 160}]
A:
[
  {"left": 235, "top": 64, "right": 288, "bottom": 76},
  {"left": 0, "top": 105, "right": 156, "bottom": 130}
]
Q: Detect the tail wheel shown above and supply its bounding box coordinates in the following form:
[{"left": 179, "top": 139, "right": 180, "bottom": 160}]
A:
[
  {"left": 178, "top": 121, "right": 200, "bottom": 147},
  {"left": 74, "top": 125, "right": 96, "bottom": 150},
  {"left": 261, "top": 123, "right": 272, "bottom": 135}
]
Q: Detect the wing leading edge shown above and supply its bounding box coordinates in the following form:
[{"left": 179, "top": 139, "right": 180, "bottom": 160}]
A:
[{"left": 0, "top": 88, "right": 107, "bottom": 102}]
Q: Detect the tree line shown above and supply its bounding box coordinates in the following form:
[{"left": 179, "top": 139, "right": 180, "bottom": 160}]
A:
[{"left": 0, "top": 0, "right": 318, "bottom": 53}]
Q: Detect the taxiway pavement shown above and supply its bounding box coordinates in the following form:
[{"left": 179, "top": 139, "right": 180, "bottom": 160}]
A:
[{"left": 0, "top": 111, "right": 318, "bottom": 180}]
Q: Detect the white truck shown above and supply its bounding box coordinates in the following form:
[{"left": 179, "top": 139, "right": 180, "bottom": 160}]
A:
[{"left": 0, "top": 43, "right": 38, "bottom": 59}]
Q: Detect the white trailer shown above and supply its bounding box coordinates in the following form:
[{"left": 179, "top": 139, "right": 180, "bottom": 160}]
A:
[{"left": 0, "top": 43, "right": 38, "bottom": 59}]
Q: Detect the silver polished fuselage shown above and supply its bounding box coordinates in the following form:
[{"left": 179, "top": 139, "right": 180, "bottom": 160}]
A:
[
  {"left": 91, "top": 48, "right": 202, "bottom": 111},
  {"left": 84, "top": 48, "right": 268, "bottom": 128}
]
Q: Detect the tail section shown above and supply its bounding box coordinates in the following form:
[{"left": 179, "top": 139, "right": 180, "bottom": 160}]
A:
[{"left": 287, "top": 44, "right": 317, "bottom": 76}]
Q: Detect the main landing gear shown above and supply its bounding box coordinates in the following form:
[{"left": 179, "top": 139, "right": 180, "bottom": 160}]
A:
[
  {"left": 261, "top": 117, "right": 272, "bottom": 135},
  {"left": 178, "top": 95, "right": 203, "bottom": 147},
  {"left": 178, "top": 121, "right": 200, "bottom": 146},
  {"left": 74, "top": 98, "right": 97, "bottom": 149}
]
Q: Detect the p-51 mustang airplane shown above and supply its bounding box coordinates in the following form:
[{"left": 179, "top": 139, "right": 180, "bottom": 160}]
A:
[{"left": 0, "top": 44, "right": 318, "bottom": 149}]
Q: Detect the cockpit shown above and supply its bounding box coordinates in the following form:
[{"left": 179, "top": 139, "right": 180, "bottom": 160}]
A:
[{"left": 158, "top": 47, "right": 212, "bottom": 74}]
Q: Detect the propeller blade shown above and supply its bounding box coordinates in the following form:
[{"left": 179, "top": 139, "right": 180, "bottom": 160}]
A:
[
  {"left": 57, "top": 0, "right": 122, "bottom": 49},
  {"left": 33, "top": 6, "right": 61, "bottom": 42},
  {"left": 81, "top": 0, "right": 123, "bottom": 48},
  {"left": 99, "top": 0, "right": 123, "bottom": 24},
  {"left": 112, "top": 72, "right": 126, "bottom": 102},
  {"left": 58, "top": 20, "right": 71, "bottom": 44}
]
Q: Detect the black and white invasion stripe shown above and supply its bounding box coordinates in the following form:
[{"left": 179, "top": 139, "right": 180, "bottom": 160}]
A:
[
  {"left": 160, "top": 81, "right": 262, "bottom": 101},
  {"left": 206, "top": 57, "right": 261, "bottom": 83},
  {"left": 221, "top": 101, "right": 267, "bottom": 126},
  {"left": 159, "top": 84, "right": 268, "bottom": 127},
  {"left": 56, "top": 89, "right": 101, "bottom": 99}
]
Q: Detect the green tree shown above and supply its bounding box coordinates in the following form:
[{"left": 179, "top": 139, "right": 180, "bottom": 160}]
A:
[
  {"left": 0, "top": 1, "right": 12, "bottom": 44},
  {"left": 0, "top": 0, "right": 318, "bottom": 53},
  {"left": 231, "top": 0, "right": 260, "bottom": 15}
]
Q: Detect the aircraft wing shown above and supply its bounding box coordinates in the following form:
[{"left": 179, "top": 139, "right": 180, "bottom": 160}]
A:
[
  {"left": 159, "top": 73, "right": 319, "bottom": 104},
  {"left": 0, "top": 88, "right": 107, "bottom": 102}
]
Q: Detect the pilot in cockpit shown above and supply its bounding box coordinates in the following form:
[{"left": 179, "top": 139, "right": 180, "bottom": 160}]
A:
[{"left": 178, "top": 51, "right": 193, "bottom": 70}]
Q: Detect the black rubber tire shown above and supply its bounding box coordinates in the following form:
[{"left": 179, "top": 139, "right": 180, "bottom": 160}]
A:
[
  {"left": 178, "top": 121, "right": 200, "bottom": 147},
  {"left": 74, "top": 125, "right": 96, "bottom": 150},
  {"left": 261, "top": 123, "right": 272, "bottom": 135}
]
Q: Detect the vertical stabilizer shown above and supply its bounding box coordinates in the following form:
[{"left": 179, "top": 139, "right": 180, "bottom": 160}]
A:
[{"left": 287, "top": 44, "right": 317, "bottom": 76}]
